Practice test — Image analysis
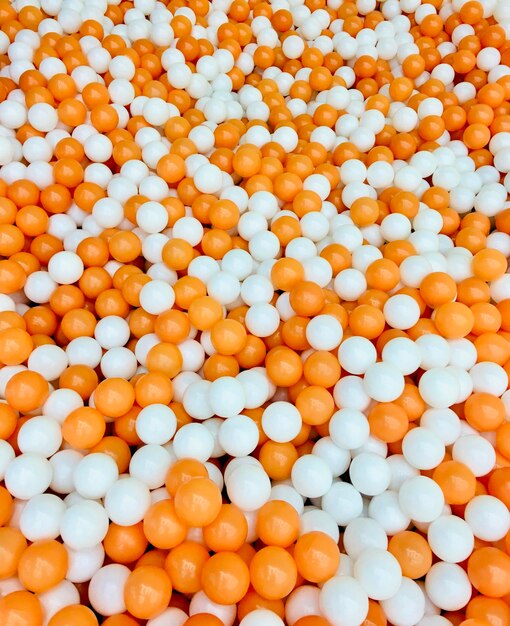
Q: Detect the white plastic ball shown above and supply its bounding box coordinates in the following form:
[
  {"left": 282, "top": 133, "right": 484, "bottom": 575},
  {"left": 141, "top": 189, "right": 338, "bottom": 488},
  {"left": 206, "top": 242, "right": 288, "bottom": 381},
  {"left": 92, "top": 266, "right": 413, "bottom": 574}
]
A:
[
  {"left": 305, "top": 314, "right": 343, "bottom": 350},
  {"left": 354, "top": 548, "right": 402, "bottom": 600},
  {"left": 226, "top": 463, "right": 271, "bottom": 511},
  {"left": 398, "top": 476, "right": 444, "bottom": 523},
  {"left": 338, "top": 337, "right": 377, "bottom": 375},
  {"left": 419, "top": 367, "right": 459, "bottom": 408},
  {"left": 382, "top": 337, "right": 421, "bottom": 375},
  {"left": 88, "top": 564, "right": 130, "bottom": 616},
  {"left": 291, "top": 454, "right": 333, "bottom": 499},
  {"left": 402, "top": 427, "right": 445, "bottom": 471},
  {"left": 129, "top": 444, "right": 173, "bottom": 490},
  {"left": 383, "top": 294, "right": 421, "bottom": 330},
  {"left": 139, "top": 280, "right": 175, "bottom": 315},
  {"left": 209, "top": 376, "right": 246, "bottom": 418},
  {"left": 60, "top": 500, "right": 110, "bottom": 550},
  {"left": 420, "top": 408, "right": 461, "bottom": 446},
  {"left": 17, "top": 416, "right": 62, "bottom": 458},
  {"left": 349, "top": 452, "right": 391, "bottom": 496},
  {"left": 381, "top": 578, "right": 426, "bottom": 626},
  {"left": 464, "top": 495, "right": 510, "bottom": 541},
  {"left": 73, "top": 453, "right": 119, "bottom": 500},
  {"left": 135, "top": 404, "right": 177, "bottom": 445},
  {"left": 38, "top": 579, "right": 80, "bottom": 624},
  {"left": 329, "top": 409, "right": 370, "bottom": 451},
  {"left": 363, "top": 362, "right": 405, "bottom": 402},
  {"left": 218, "top": 414, "right": 259, "bottom": 457},
  {"left": 319, "top": 576, "right": 369, "bottom": 626},
  {"left": 368, "top": 490, "right": 411, "bottom": 536},
  {"left": 66, "top": 544, "right": 105, "bottom": 584},
  {"left": 262, "top": 401, "right": 302, "bottom": 443},
  {"left": 425, "top": 562, "right": 472, "bottom": 611},
  {"left": 4, "top": 453, "right": 52, "bottom": 500},
  {"left": 104, "top": 477, "right": 152, "bottom": 526},
  {"left": 321, "top": 481, "right": 363, "bottom": 526},
  {"left": 173, "top": 422, "right": 215, "bottom": 462},
  {"left": 427, "top": 515, "right": 474, "bottom": 563},
  {"left": 47, "top": 251, "right": 84, "bottom": 285},
  {"left": 452, "top": 435, "right": 496, "bottom": 477},
  {"left": 19, "top": 493, "right": 66, "bottom": 542}
]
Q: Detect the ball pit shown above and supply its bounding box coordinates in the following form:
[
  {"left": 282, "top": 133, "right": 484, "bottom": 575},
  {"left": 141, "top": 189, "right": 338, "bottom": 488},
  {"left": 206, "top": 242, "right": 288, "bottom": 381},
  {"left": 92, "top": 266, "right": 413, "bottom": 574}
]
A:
[{"left": 0, "top": 0, "right": 510, "bottom": 624}]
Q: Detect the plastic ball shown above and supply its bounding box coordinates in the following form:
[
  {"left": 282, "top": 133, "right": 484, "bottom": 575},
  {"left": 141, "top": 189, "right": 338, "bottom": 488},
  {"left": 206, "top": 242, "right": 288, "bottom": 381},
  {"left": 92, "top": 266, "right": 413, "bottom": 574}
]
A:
[
  {"left": 60, "top": 500, "right": 109, "bottom": 550},
  {"left": 319, "top": 576, "right": 369, "bottom": 626},
  {"left": 353, "top": 548, "right": 402, "bottom": 600},
  {"left": 425, "top": 562, "right": 472, "bottom": 611}
]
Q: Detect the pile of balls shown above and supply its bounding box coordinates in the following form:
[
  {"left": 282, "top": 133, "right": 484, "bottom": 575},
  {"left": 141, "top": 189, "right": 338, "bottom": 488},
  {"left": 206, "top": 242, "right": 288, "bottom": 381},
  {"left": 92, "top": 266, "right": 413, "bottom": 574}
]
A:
[{"left": 0, "top": 0, "right": 510, "bottom": 624}]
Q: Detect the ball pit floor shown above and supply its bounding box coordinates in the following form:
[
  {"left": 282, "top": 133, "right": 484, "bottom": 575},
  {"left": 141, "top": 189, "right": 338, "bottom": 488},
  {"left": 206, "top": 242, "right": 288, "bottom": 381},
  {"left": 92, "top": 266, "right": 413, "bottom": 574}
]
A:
[{"left": 1, "top": 0, "right": 510, "bottom": 625}]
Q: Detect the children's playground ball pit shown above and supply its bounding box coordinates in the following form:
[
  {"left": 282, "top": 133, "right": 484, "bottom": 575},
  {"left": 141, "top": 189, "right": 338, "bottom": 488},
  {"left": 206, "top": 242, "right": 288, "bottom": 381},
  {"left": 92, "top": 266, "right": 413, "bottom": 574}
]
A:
[{"left": 0, "top": 0, "right": 510, "bottom": 624}]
